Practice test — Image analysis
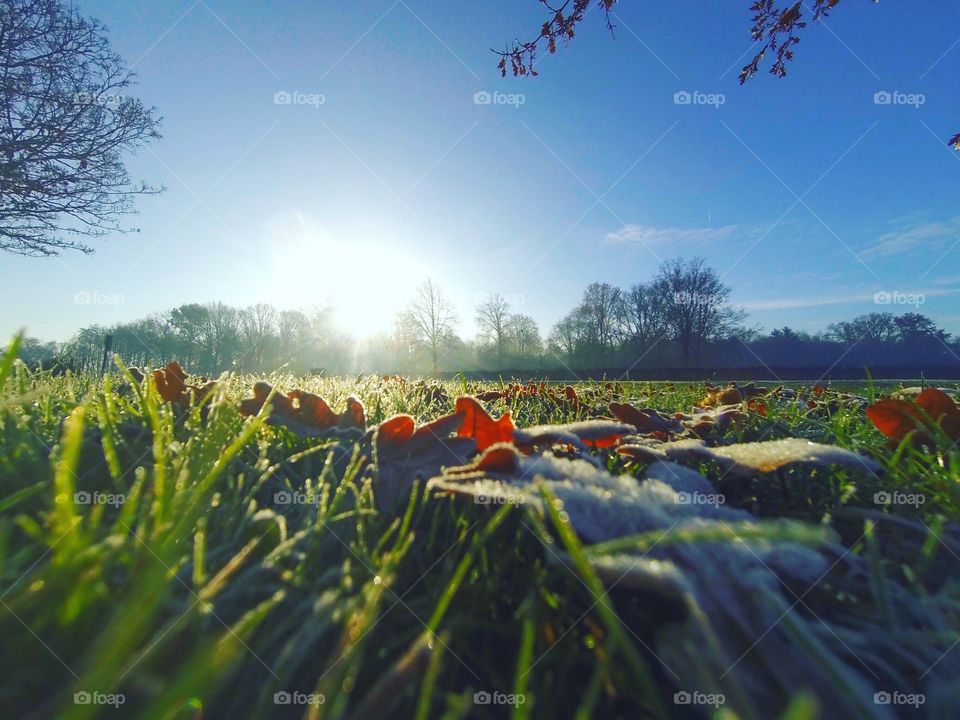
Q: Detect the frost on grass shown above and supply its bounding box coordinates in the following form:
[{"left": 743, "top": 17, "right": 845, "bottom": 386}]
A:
[
  {"left": 428, "top": 443, "right": 896, "bottom": 719},
  {"left": 619, "top": 437, "right": 882, "bottom": 476}
]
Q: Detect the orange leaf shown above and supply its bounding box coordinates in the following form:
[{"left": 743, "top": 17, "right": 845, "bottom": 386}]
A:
[
  {"left": 701, "top": 385, "right": 742, "bottom": 407},
  {"left": 475, "top": 390, "right": 504, "bottom": 402},
  {"left": 866, "top": 399, "right": 922, "bottom": 442},
  {"left": 609, "top": 401, "right": 679, "bottom": 434},
  {"left": 152, "top": 361, "right": 187, "bottom": 402},
  {"left": 377, "top": 415, "right": 416, "bottom": 450},
  {"left": 866, "top": 389, "right": 960, "bottom": 444},
  {"left": 341, "top": 396, "right": 365, "bottom": 429},
  {"left": 237, "top": 384, "right": 366, "bottom": 434},
  {"left": 289, "top": 390, "right": 338, "bottom": 427},
  {"left": 746, "top": 398, "right": 768, "bottom": 416},
  {"left": 455, "top": 396, "right": 515, "bottom": 451}
]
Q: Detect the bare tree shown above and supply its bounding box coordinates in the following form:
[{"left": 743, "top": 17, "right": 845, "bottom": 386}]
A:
[
  {"left": 578, "top": 282, "right": 622, "bottom": 366},
  {"left": 548, "top": 309, "right": 585, "bottom": 365},
  {"left": 620, "top": 282, "right": 668, "bottom": 364},
  {"left": 475, "top": 293, "right": 511, "bottom": 371},
  {"left": 506, "top": 313, "right": 542, "bottom": 366},
  {"left": 0, "top": 0, "right": 162, "bottom": 256},
  {"left": 652, "top": 258, "right": 744, "bottom": 366},
  {"left": 240, "top": 303, "right": 278, "bottom": 369},
  {"left": 204, "top": 302, "right": 241, "bottom": 370},
  {"left": 277, "top": 309, "right": 311, "bottom": 367},
  {"left": 406, "top": 279, "right": 458, "bottom": 373}
]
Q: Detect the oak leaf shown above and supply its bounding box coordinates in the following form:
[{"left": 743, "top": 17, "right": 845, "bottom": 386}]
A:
[{"left": 455, "top": 396, "right": 515, "bottom": 451}]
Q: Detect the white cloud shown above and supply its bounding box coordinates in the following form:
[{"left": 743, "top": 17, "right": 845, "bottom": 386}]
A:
[
  {"left": 603, "top": 223, "right": 740, "bottom": 246},
  {"left": 859, "top": 216, "right": 960, "bottom": 258},
  {"left": 741, "top": 288, "right": 960, "bottom": 311}
]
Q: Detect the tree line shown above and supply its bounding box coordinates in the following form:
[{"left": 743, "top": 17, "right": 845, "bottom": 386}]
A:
[{"left": 8, "top": 257, "right": 958, "bottom": 376}]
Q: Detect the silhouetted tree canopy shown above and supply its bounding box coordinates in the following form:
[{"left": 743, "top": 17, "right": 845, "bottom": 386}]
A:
[
  {"left": 13, "top": 290, "right": 957, "bottom": 376},
  {"left": 0, "top": 0, "right": 162, "bottom": 256}
]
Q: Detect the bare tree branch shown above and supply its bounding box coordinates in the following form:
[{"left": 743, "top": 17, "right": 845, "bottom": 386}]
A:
[{"left": 0, "top": 0, "right": 163, "bottom": 256}]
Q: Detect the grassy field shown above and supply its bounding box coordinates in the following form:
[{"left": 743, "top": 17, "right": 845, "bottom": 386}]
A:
[{"left": 1, "top": 342, "right": 959, "bottom": 719}]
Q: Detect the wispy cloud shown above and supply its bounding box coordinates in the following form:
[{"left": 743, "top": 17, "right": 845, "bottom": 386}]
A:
[
  {"left": 603, "top": 223, "right": 740, "bottom": 246},
  {"left": 741, "top": 288, "right": 960, "bottom": 311},
  {"left": 859, "top": 216, "right": 960, "bottom": 258}
]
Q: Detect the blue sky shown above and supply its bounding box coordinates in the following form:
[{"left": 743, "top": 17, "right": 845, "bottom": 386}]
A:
[{"left": 2, "top": 0, "right": 960, "bottom": 341}]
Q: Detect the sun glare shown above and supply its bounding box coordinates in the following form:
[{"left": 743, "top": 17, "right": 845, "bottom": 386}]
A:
[{"left": 265, "top": 211, "right": 426, "bottom": 338}]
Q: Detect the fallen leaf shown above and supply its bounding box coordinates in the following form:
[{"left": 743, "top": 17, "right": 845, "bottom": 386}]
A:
[
  {"left": 151, "top": 361, "right": 216, "bottom": 407},
  {"left": 374, "top": 410, "right": 475, "bottom": 509},
  {"left": 746, "top": 398, "right": 768, "bottom": 416},
  {"left": 866, "top": 388, "right": 960, "bottom": 445},
  {"left": 619, "top": 437, "right": 881, "bottom": 476},
  {"left": 238, "top": 383, "right": 365, "bottom": 436},
  {"left": 513, "top": 420, "right": 635, "bottom": 449},
  {"left": 609, "top": 401, "right": 682, "bottom": 434},
  {"left": 152, "top": 361, "right": 187, "bottom": 402},
  {"left": 455, "top": 396, "right": 514, "bottom": 451}
]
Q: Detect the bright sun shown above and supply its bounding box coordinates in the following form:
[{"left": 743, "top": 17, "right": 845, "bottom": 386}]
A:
[{"left": 264, "top": 212, "right": 426, "bottom": 338}]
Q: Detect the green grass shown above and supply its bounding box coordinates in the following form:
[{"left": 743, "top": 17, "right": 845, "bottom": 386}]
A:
[{"left": 1, "top": 344, "right": 959, "bottom": 718}]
